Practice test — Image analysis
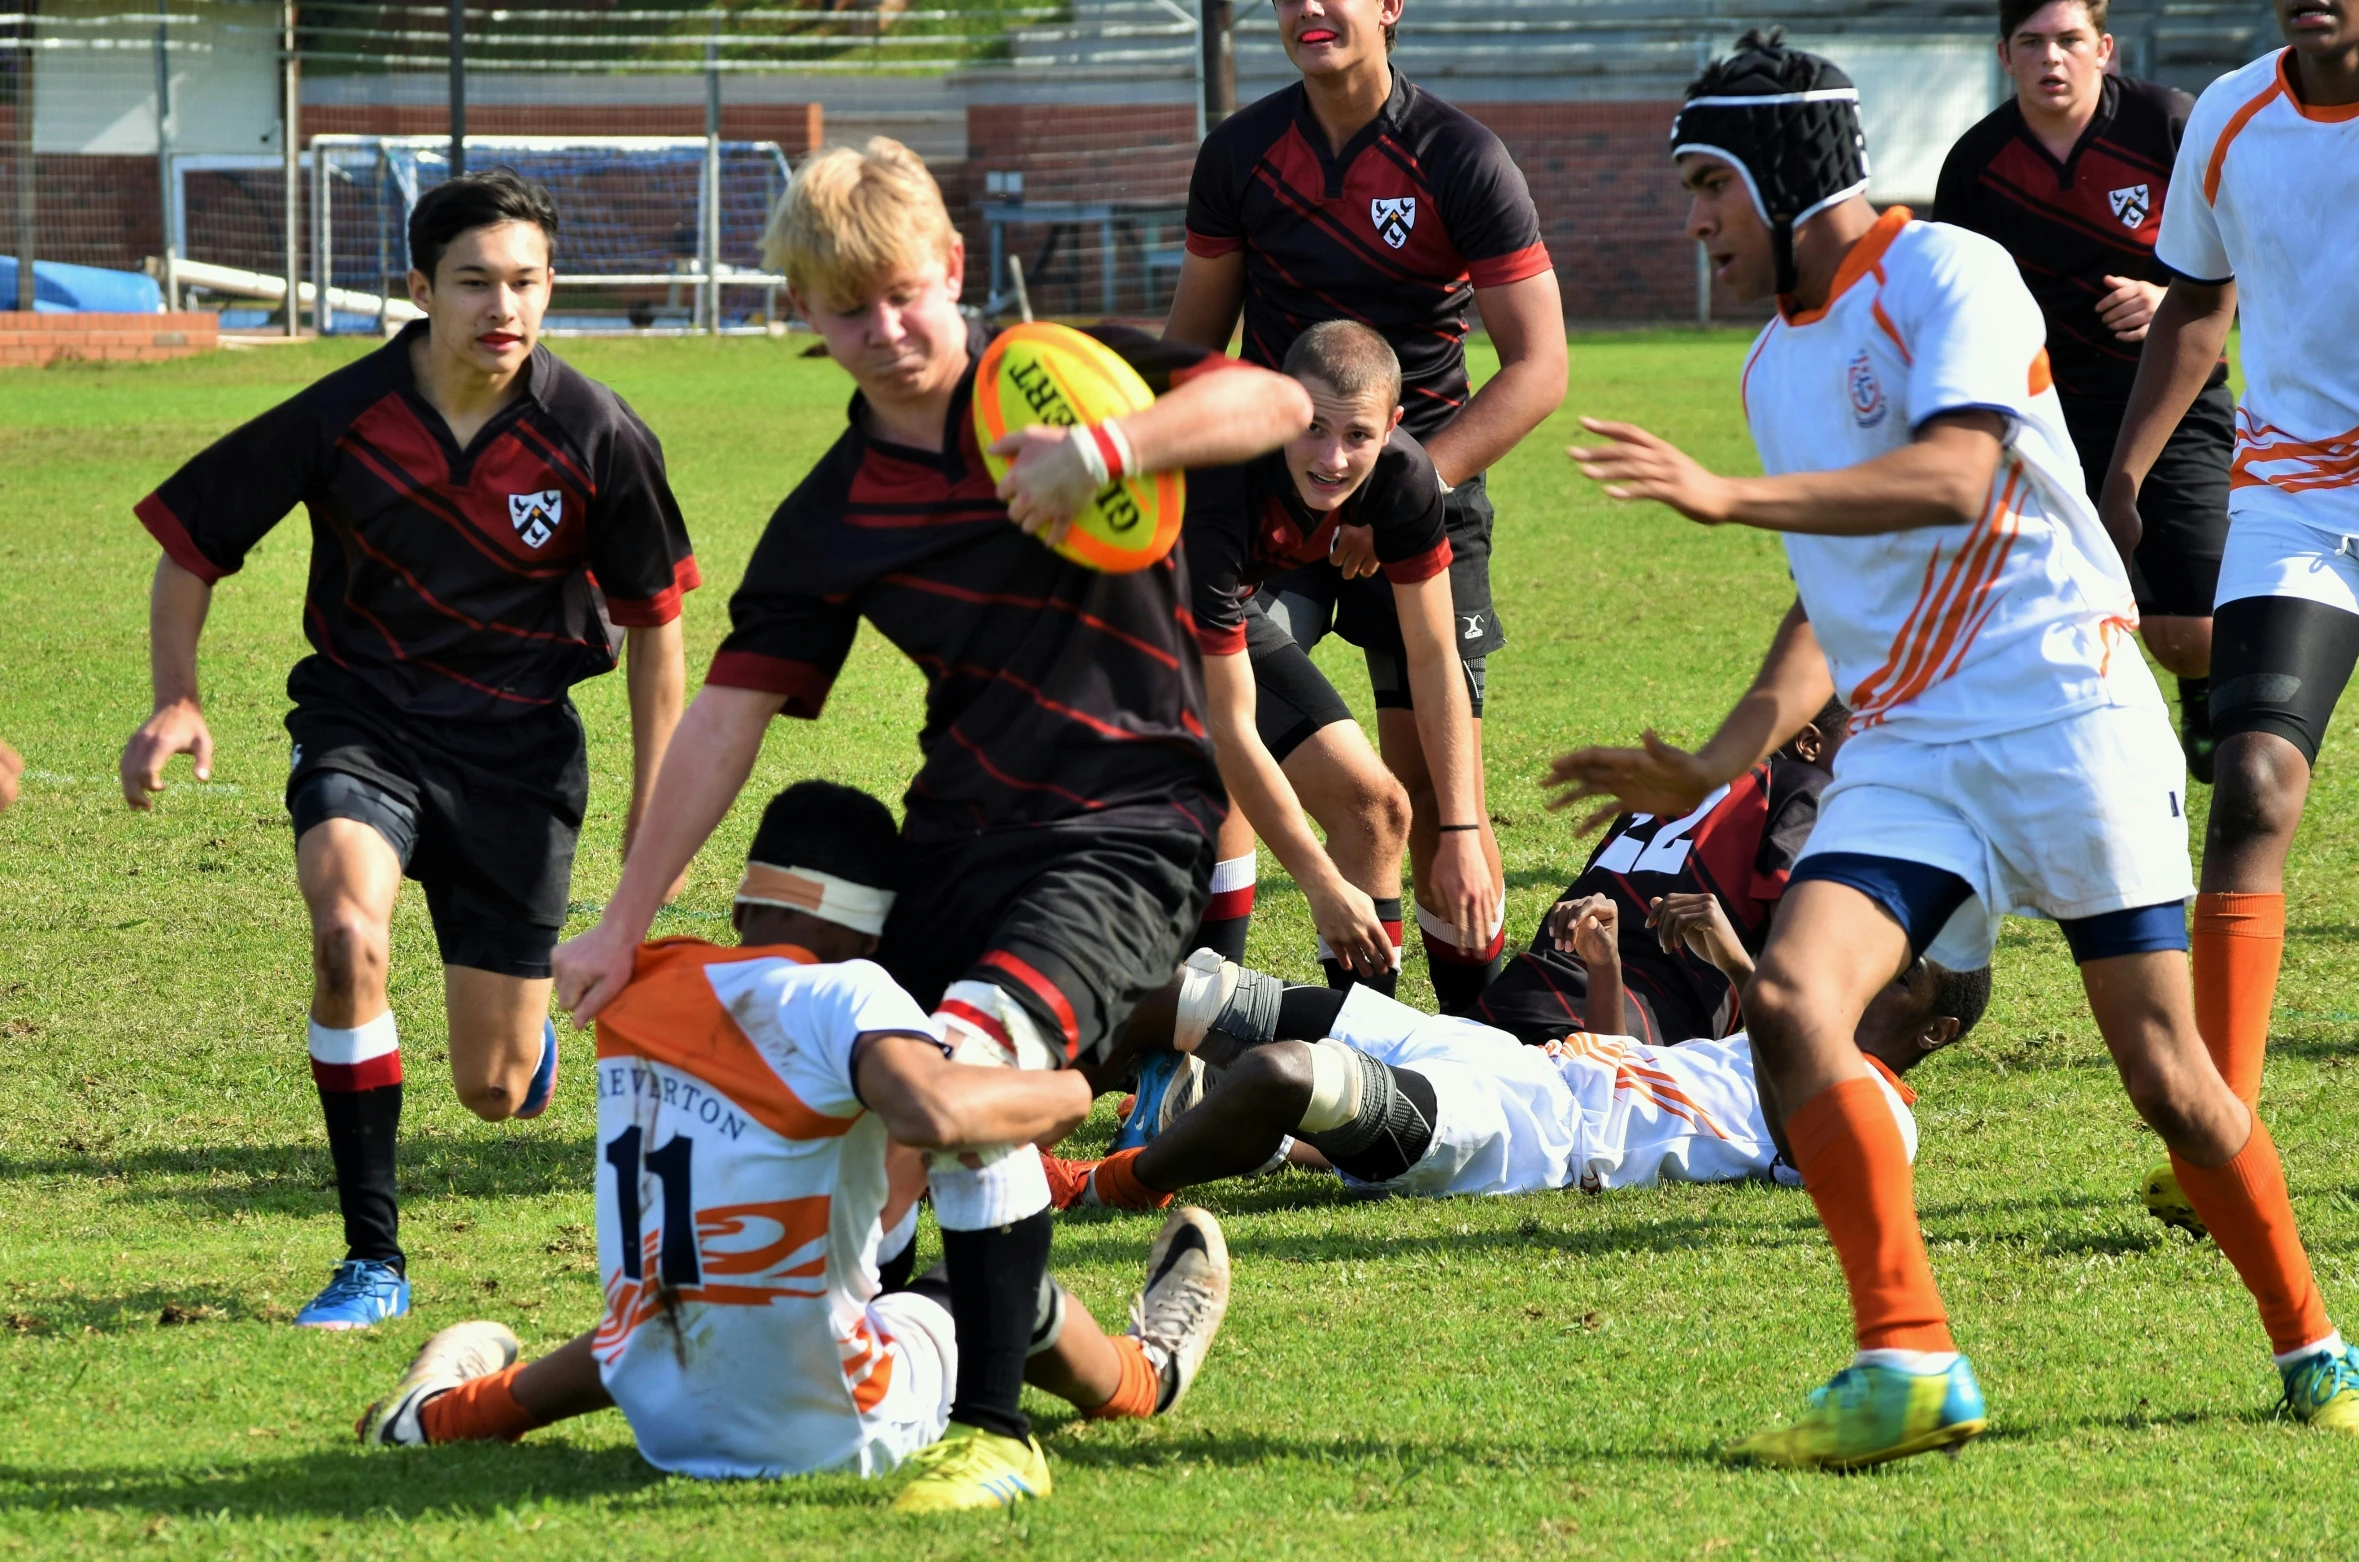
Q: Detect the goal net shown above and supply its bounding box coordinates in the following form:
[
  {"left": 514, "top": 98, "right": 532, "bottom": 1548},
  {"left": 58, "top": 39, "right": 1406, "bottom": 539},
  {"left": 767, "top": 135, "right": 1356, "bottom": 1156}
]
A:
[{"left": 172, "top": 135, "right": 795, "bottom": 335}]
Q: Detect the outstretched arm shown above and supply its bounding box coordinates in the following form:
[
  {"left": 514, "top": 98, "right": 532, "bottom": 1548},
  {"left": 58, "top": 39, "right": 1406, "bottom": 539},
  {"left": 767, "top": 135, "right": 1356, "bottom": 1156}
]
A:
[
  {"left": 1567, "top": 410, "right": 2006, "bottom": 535},
  {"left": 2097, "top": 277, "right": 2235, "bottom": 564},
  {"left": 856, "top": 1032, "right": 1094, "bottom": 1151},
  {"left": 995, "top": 363, "right": 1313, "bottom": 535},
  {"left": 1394, "top": 570, "right": 1498, "bottom": 954},
  {"left": 1201, "top": 650, "right": 1392, "bottom": 978},
  {"left": 551, "top": 683, "right": 785, "bottom": 1023},
  {"left": 1544, "top": 598, "right": 1832, "bottom": 833},
  {"left": 120, "top": 556, "right": 216, "bottom": 809}
]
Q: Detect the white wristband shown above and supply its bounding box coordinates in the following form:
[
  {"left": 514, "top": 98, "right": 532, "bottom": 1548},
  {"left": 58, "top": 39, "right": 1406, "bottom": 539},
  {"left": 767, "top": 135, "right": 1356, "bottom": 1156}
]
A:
[{"left": 1068, "top": 423, "right": 1110, "bottom": 488}]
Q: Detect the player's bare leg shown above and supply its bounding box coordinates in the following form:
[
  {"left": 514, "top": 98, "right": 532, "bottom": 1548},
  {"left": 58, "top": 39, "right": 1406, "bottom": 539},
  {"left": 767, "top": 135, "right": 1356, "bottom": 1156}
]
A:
[
  {"left": 1379, "top": 707, "right": 1504, "bottom": 1008},
  {"left": 295, "top": 820, "right": 412, "bottom": 1328},
  {"left": 1285, "top": 722, "right": 1411, "bottom": 989},
  {"left": 443, "top": 967, "right": 558, "bottom": 1121}
]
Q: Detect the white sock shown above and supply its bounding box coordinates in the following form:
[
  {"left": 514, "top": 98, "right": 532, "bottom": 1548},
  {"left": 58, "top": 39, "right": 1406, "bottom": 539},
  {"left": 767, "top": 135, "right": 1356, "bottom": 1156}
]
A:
[
  {"left": 1852, "top": 1347, "right": 1961, "bottom": 1374},
  {"left": 307, "top": 1011, "right": 400, "bottom": 1090},
  {"left": 928, "top": 1143, "right": 1052, "bottom": 1230},
  {"left": 2275, "top": 1329, "right": 2346, "bottom": 1369}
]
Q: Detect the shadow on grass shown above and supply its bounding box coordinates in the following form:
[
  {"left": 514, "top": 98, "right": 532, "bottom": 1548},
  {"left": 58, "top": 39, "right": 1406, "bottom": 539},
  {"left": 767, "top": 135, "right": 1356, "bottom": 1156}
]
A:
[
  {"left": 1029, "top": 1424, "right": 1730, "bottom": 1473},
  {"left": 1, "top": 1280, "right": 268, "bottom": 1334},
  {"left": 0, "top": 1134, "right": 595, "bottom": 1212}
]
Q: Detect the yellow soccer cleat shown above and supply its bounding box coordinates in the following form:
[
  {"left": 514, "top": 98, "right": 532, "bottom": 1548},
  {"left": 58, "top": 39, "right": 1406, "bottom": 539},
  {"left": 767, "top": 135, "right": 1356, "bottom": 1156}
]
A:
[
  {"left": 2281, "top": 1344, "right": 2359, "bottom": 1434},
  {"left": 889, "top": 1421, "right": 1052, "bottom": 1513},
  {"left": 1727, "top": 1357, "right": 1988, "bottom": 1471},
  {"left": 2143, "top": 1161, "right": 2209, "bottom": 1239}
]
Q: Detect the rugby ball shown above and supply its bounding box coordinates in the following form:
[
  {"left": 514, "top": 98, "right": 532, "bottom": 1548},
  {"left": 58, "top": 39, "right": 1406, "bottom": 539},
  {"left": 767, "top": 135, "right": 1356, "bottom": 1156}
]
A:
[{"left": 974, "top": 321, "right": 1185, "bottom": 573}]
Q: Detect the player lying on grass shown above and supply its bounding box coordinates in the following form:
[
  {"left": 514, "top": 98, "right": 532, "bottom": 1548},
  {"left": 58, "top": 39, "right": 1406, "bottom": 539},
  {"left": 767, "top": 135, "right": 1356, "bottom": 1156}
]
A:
[
  {"left": 1555, "top": 30, "right": 2359, "bottom": 1468},
  {"left": 1183, "top": 319, "right": 1493, "bottom": 998},
  {"left": 118, "top": 171, "right": 697, "bottom": 1331},
  {"left": 1047, "top": 918, "right": 1985, "bottom": 1209},
  {"left": 2096, "top": 0, "right": 2359, "bottom": 1243},
  {"left": 552, "top": 138, "right": 1309, "bottom": 1511},
  {"left": 1470, "top": 699, "right": 1843, "bottom": 1046},
  {"left": 357, "top": 780, "right": 1232, "bottom": 1479}
]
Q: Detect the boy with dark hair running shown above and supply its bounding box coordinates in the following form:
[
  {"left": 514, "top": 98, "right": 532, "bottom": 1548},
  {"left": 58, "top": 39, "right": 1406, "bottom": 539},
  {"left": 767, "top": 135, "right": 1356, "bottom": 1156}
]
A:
[
  {"left": 119, "top": 170, "right": 697, "bottom": 1330},
  {"left": 2097, "top": 0, "right": 2359, "bottom": 1234},
  {"left": 1935, "top": 0, "right": 2230, "bottom": 777},
  {"left": 1165, "top": 0, "right": 1567, "bottom": 1006},
  {"left": 552, "top": 138, "right": 1311, "bottom": 1511},
  {"left": 356, "top": 781, "right": 1231, "bottom": 1480},
  {"left": 1555, "top": 31, "right": 2358, "bottom": 1467}
]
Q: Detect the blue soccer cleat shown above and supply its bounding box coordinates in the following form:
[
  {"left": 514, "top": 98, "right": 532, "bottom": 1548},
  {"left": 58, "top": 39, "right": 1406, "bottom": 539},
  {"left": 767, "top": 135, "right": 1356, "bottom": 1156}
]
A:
[
  {"left": 294, "top": 1258, "right": 410, "bottom": 1330},
  {"left": 1726, "top": 1356, "right": 1988, "bottom": 1469},
  {"left": 2280, "top": 1342, "right": 2359, "bottom": 1433},
  {"left": 516, "top": 1019, "right": 557, "bottom": 1120},
  {"left": 1110, "top": 1050, "right": 1202, "bottom": 1154}
]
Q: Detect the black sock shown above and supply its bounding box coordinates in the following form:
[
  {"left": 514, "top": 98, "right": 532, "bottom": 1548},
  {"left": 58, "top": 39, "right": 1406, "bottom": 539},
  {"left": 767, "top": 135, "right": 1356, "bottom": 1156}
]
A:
[
  {"left": 1424, "top": 937, "right": 1504, "bottom": 1015},
  {"left": 941, "top": 1210, "right": 1054, "bottom": 1440},
  {"left": 2178, "top": 677, "right": 2216, "bottom": 783},
  {"left": 1321, "top": 898, "right": 1403, "bottom": 997},
  {"left": 1277, "top": 984, "right": 1349, "bottom": 1041},
  {"left": 318, "top": 1082, "right": 404, "bottom": 1269},
  {"left": 1194, "top": 910, "right": 1251, "bottom": 964}
]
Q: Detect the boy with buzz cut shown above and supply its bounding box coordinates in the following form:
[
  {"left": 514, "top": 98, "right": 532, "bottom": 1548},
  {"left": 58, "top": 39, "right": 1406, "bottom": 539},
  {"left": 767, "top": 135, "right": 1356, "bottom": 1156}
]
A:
[
  {"left": 552, "top": 137, "right": 1311, "bottom": 1511},
  {"left": 1177, "top": 319, "right": 1490, "bottom": 1009},
  {"left": 355, "top": 781, "right": 1232, "bottom": 1482},
  {"left": 1554, "top": 30, "right": 2359, "bottom": 1468},
  {"left": 2097, "top": 0, "right": 2359, "bottom": 1239},
  {"left": 119, "top": 170, "right": 696, "bottom": 1331}
]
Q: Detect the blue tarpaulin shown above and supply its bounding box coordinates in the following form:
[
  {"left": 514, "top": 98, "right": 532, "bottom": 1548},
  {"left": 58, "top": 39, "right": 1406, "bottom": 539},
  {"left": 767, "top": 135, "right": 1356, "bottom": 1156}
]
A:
[{"left": 0, "top": 259, "right": 165, "bottom": 315}]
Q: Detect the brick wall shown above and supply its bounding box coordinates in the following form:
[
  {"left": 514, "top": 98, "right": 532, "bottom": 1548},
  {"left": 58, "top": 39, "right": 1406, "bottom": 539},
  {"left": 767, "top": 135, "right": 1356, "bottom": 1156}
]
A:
[
  {"left": 0, "top": 312, "right": 219, "bottom": 368},
  {"left": 960, "top": 103, "right": 1198, "bottom": 316}
]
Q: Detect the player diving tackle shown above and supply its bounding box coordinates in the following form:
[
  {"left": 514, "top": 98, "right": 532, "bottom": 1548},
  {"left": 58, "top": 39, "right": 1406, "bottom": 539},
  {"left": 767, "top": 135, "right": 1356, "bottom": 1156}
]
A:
[
  {"left": 354, "top": 782, "right": 1233, "bottom": 1478},
  {"left": 1554, "top": 30, "right": 2359, "bottom": 1467}
]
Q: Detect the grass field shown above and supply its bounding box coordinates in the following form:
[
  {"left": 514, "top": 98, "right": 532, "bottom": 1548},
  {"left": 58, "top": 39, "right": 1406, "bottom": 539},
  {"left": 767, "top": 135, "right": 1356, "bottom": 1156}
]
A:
[{"left": 3, "top": 329, "right": 2357, "bottom": 1560}]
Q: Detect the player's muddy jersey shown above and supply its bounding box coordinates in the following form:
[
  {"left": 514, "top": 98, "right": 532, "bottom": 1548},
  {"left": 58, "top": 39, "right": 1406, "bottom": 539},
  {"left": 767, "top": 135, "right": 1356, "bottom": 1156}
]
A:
[
  {"left": 2159, "top": 49, "right": 2359, "bottom": 540},
  {"left": 135, "top": 320, "right": 697, "bottom": 721},
  {"left": 590, "top": 938, "right": 944, "bottom": 1479},
  {"left": 1935, "top": 74, "right": 2227, "bottom": 413},
  {"left": 1744, "top": 209, "right": 2141, "bottom": 742},
  {"left": 1325, "top": 989, "right": 1916, "bottom": 1198},
  {"left": 1474, "top": 756, "right": 1826, "bottom": 1044},
  {"left": 1184, "top": 428, "right": 1449, "bottom": 655},
  {"left": 1184, "top": 73, "right": 1551, "bottom": 441},
  {"left": 707, "top": 320, "right": 1228, "bottom": 846}
]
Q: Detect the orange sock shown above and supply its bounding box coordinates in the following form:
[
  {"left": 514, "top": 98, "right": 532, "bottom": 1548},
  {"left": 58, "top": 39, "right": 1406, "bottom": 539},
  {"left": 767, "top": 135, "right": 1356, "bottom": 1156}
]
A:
[
  {"left": 2192, "top": 892, "right": 2283, "bottom": 1107},
  {"left": 417, "top": 1363, "right": 545, "bottom": 1444},
  {"left": 1083, "top": 1334, "right": 1164, "bottom": 1420},
  {"left": 2170, "top": 1116, "right": 2333, "bottom": 1355},
  {"left": 1787, "top": 1075, "right": 1954, "bottom": 1354},
  {"left": 1090, "top": 1148, "right": 1174, "bottom": 1211}
]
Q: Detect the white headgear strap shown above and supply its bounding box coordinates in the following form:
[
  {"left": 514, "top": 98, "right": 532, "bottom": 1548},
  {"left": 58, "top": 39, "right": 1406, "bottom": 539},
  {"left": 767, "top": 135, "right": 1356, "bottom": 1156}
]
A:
[{"left": 735, "top": 861, "right": 896, "bottom": 936}]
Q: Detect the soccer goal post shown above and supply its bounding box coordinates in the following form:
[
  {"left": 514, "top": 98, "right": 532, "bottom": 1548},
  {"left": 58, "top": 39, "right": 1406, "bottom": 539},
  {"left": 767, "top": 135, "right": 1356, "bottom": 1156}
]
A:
[{"left": 172, "top": 135, "right": 795, "bottom": 336}]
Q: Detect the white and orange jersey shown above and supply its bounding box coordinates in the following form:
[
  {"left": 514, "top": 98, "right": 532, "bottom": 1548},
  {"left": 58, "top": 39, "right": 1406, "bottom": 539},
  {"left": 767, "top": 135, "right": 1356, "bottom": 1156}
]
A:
[
  {"left": 1321, "top": 988, "right": 1915, "bottom": 1196},
  {"left": 2159, "top": 49, "right": 2359, "bottom": 539},
  {"left": 1742, "top": 207, "right": 2143, "bottom": 742},
  {"left": 589, "top": 937, "right": 946, "bottom": 1480}
]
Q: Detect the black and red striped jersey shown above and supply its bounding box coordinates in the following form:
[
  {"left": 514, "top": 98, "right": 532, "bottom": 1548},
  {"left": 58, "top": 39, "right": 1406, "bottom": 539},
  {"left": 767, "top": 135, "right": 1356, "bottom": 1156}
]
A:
[
  {"left": 1933, "top": 74, "right": 2227, "bottom": 413},
  {"left": 1184, "top": 74, "right": 1551, "bottom": 441},
  {"left": 707, "top": 320, "right": 1229, "bottom": 847},
  {"left": 1475, "top": 756, "right": 1826, "bottom": 1046},
  {"left": 136, "top": 321, "right": 698, "bottom": 722},
  {"left": 1184, "top": 427, "right": 1449, "bottom": 656}
]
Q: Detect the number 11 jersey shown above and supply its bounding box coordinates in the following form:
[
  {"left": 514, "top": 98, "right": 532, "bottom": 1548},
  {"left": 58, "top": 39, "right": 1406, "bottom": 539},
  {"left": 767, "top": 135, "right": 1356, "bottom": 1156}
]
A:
[{"left": 590, "top": 938, "right": 945, "bottom": 1479}]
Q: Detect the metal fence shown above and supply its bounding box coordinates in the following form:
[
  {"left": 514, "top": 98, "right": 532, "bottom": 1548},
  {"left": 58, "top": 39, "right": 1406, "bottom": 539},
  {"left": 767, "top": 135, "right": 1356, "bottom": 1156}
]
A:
[{"left": 2, "top": 0, "right": 2284, "bottom": 331}]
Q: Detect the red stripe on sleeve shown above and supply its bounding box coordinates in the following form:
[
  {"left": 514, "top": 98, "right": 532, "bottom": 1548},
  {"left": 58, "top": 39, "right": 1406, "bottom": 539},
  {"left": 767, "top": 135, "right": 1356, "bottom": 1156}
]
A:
[
  {"left": 1195, "top": 621, "right": 1249, "bottom": 657},
  {"left": 705, "top": 650, "right": 836, "bottom": 718},
  {"left": 135, "top": 493, "right": 229, "bottom": 586},
  {"left": 1380, "top": 537, "right": 1452, "bottom": 585},
  {"left": 604, "top": 555, "right": 703, "bottom": 627},
  {"left": 1467, "top": 242, "right": 1554, "bottom": 289},
  {"left": 1185, "top": 229, "right": 1243, "bottom": 259}
]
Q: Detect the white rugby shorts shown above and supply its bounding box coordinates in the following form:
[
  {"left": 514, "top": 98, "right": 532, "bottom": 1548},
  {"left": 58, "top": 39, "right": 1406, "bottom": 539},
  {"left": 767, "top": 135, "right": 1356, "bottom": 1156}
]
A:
[
  {"left": 1797, "top": 682, "right": 2195, "bottom": 970},
  {"left": 2214, "top": 506, "right": 2359, "bottom": 615},
  {"left": 862, "top": 1288, "right": 960, "bottom": 1472}
]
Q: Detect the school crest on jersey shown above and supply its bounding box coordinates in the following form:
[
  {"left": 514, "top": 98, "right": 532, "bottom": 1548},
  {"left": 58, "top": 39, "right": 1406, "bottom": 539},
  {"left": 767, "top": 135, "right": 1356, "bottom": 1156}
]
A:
[
  {"left": 1370, "top": 197, "right": 1417, "bottom": 250},
  {"left": 2107, "top": 183, "right": 2150, "bottom": 229},
  {"left": 1846, "top": 352, "right": 1887, "bottom": 429},
  {"left": 508, "top": 489, "right": 562, "bottom": 548}
]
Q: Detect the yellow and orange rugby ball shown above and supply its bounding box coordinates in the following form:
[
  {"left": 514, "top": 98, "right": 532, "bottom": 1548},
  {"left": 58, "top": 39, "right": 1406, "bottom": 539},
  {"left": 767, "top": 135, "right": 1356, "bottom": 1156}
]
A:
[{"left": 974, "top": 321, "right": 1185, "bottom": 573}]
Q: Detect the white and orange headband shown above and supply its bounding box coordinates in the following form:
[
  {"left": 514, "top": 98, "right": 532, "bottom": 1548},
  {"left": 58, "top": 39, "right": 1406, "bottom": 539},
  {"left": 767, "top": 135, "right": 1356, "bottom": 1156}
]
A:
[{"left": 734, "top": 861, "right": 896, "bottom": 936}]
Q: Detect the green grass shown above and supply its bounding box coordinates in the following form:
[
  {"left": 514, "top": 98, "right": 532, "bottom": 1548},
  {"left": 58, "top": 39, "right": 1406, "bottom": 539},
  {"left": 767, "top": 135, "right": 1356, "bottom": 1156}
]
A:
[{"left": 2, "top": 330, "right": 2357, "bottom": 1560}]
